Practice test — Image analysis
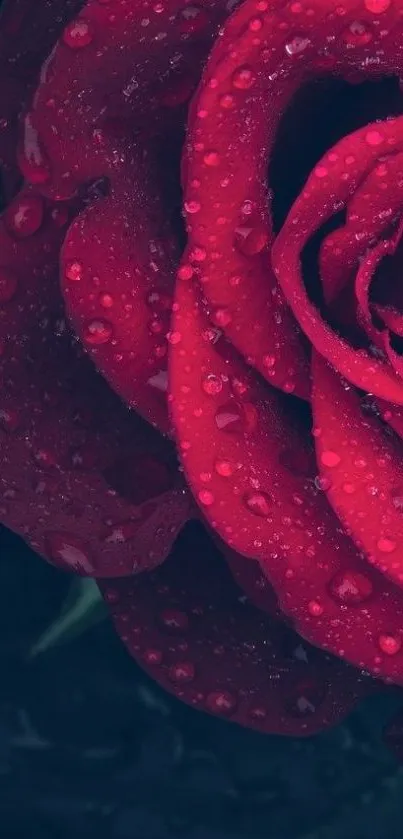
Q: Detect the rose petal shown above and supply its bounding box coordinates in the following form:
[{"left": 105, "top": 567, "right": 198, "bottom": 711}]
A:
[
  {"left": 22, "top": 0, "right": 232, "bottom": 424},
  {"left": 0, "top": 0, "right": 83, "bottom": 198},
  {"left": 100, "top": 524, "right": 366, "bottom": 737},
  {"left": 312, "top": 351, "right": 403, "bottom": 594},
  {"left": 169, "top": 276, "right": 403, "bottom": 683},
  {"left": 22, "top": 0, "right": 231, "bottom": 198},
  {"left": 181, "top": 0, "right": 403, "bottom": 401},
  {"left": 0, "top": 188, "right": 190, "bottom": 576},
  {"left": 218, "top": 540, "right": 283, "bottom": 621},
  {"left": 272, "top": 117, "right": 403, "bottom": 401},
  {"left": 60, "top": 151, "right": 177, "bottom": 431}
]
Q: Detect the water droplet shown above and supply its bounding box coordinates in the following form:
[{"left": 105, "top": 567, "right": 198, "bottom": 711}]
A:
[
  {"left": 159, "top": 609, "right": 189, "bottom": 634},
  {"left": 378, "top": 633, "right": 402, "bottom": 656},
  {"left": 167, "top": 330, "right": 182, "bottom": 346},
  {"left": 65, "top": 260, "right": 83, "bottom": 282},
  {"left": 377, "top": 537, "right": 397, "bottom": 553},
  {"left": 320, "top": 450, "right": 341, "bottom": 468},
  {"left": 5, "top": 195, "right": 44, "bottom": 238},
  {"left": 243, "top": 490, "right": 272, "bottom": 517},
  {"left": 202, "top": 373, "right": 223, "bottom": 396},
  {"left": 285, "top": 35, "right": 311, "bottom": 56},
  {"left": 99, "top": 292, "right": 114, "bottom": 308},
  {"left": 342, "top": 20, "right": 373, "bottom": 46},
  {"left": 219, "top": 93, "right": 235, "bottom": 110},
  {"left": 184, "top": 199, "right": 201, "bottom": 214},
  {"left": 328, "top": 569, "right": 373, "bottom": 605},
  {"left": 178, "top": 263, "right": 193, "bottom": 281},
  {"left": 214, "top": 458, "right": 235, "bottom": 477},
  {"left": 45, "top": 531, "right": 94, "bottom": 574},
  {"left": 308, "top": 600, "right": 324, "bottom": 617},
  {"left": 198, "top": 489, "right": 215, "bottom": 506},
  {"left": 364, "top": 0, "right": 391, "bottom": 12},
  {"left": 83, "top": 318, "right": 113, "bottom": 345},
  {"left": 365, "top": 129, "right": 384, "bottom": 147},
  {"left": 232, "top": 65, "right": 255, "bottom": 90},
  {"left": 143, "top": 648, "right": 163, "bottom": 666},
  {"left": 168, "top": 661, "right": 196, "bottom": 683},
  {"left": 0, "top": 268, "right": 18, "bottom": 303},
  {"left": 342, "top": 482, "right": 356, "bottom": 495},
  {"left": 62, "top": 18, "right": 93, "bottom": 48},
  {"left": 234, "top": 224, "right": 268, "bottom": 256},
  {"left": 205, "top": 690, "right": 237, "bottom": 716},
  {"left": 211, "top": 307, "right": 232, "bottom": 327},
  {"left": 203, "top": 150, "right": 220, "bottom": 167}
]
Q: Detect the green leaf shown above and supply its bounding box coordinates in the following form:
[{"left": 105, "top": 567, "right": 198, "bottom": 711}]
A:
[{"left": 30, "top": 577, "right": 107, "bottom": 657}]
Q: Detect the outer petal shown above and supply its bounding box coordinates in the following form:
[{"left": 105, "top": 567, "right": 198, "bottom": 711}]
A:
[
  {"left": 0, "top": 188, "right": 190, "bottom": 576},
  {"left": 0, "top": 0, "right": 83, "bottom": 198},
  {"left": 20, "top": 0, "right": 232, "bottom": 426},
  {"left": 100, "top": 524, "right": 367, "bottom": 737},
  {"left": 169, "top": 276, "right": 403, "bottom": 683}
]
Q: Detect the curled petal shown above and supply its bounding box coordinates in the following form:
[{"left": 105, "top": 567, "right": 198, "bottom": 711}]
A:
[
  {"left": 183, "top": 0, "right": 403, "bottom": 400},
  {"left": 61, "top": 152, "right": 177, "bottom": 431},
  {"left": 100, "top": 526, "right": 367, "bottom": 737},
  {"left": 169, "top": 275, "right": 403, "bottom": 683}
]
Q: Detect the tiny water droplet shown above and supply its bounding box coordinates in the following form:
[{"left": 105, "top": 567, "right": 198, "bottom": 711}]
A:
[
  {"left": 205, "top": 690, "right": 237, "bottom": 716},
  {"left": 62, "top": 18, "right": 93, "bottom": 48},
  {"left": 320, "top": 450, "right": 341, "bottom": 468},
  {"left": 232, "top": 65, "right": 255, "bottom": 90},
  {"left": 65, "top": 260, "right": 83, "bottom": 281},
  {"left": 83, "top": 318, "right": 113, "bottom": 346},
  {"left": 168, "top": 661, "right": 196, "bottom": 683},
  {"left": 378, "top": 633, "right": 402, "bottom": 656},
  {"left": 328, "top": 569, "right": 373, "bottom": 605},
  {"left": 202, "top": 373, "right": 223, "bottom": 396},
  {"left": 243, "top": 490, "right": 272, "bottom": 517}
]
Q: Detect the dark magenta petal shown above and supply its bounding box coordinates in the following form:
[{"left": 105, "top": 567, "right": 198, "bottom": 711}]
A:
[
  {"left": 0, "top": 188, "right": 190, "bottom": 576},
  {"left": 0, "top": 0, "right": 83, "bottom": 198},
  {"left": 169, "top": 275, "right": 403, "bottom": 683},
  {"left": 23, "top": 0, "right": 231, "bottom": 198},
  {"left": 100, "top": 527, "right": 367, "bottom": 736},
  {"left": 21, "top": 0, "right": 232, "bottom": 425}
]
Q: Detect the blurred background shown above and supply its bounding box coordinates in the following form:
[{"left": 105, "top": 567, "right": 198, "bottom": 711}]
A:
[{"left": 0, "top": 524, "right": 403, "bottom": 839}]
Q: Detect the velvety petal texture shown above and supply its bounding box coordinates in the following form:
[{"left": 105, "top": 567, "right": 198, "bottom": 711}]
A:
[{"left": 4, "top": 0, "right": 403, "bottom": 741}]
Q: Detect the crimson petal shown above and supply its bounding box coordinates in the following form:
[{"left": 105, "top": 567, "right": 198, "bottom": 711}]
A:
[
  {"left": 100, "top": 525, "right": 366, "bottom": 737},
  {"left": 0, "top": 188, "right": 190, "bottom": 576},
  {"left": 312, "top": 351, "right": 403, "bottom": 592},
  {"left": 169, "top": 276, "right": 403, "bottom": 682}
]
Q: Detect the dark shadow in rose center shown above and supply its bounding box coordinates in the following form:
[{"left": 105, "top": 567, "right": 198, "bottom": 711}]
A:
[{"left": 270, "top": 76, "right": 403, "bottom": 325}]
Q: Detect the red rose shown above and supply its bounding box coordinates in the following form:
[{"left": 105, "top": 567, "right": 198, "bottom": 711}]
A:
[{"left": 3, "top": 0, "right": 403, "bottom": 740}]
